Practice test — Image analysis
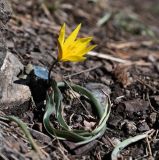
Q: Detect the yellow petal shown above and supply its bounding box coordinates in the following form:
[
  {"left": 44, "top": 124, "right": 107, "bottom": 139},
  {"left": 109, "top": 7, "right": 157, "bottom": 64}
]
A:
[
  {"left": 78, "top": 45, "right": 97, "bottom": 56},
  {"left": 57, "top": 41, "right": 62, "bottom": 61},
  {"left": 73, "top": 37, "right": 93, "bottom": 52},
  {"left": 64, "top": 37, "right": 93, "bottom": 57},
  {"left": 62, "top": 56, "right": 86, "bottom": 62},
  {"left": 64, "top": 24, "right": 81, "bottom": 47},
  {"left": 57, "top": 23, "right": 96, "bottom": 62},
  {"left": 75, "top": 37, "right": 93, "bottom": 43},
  {"left": 58, "top": 23, "right": 65, "bottom": 45}
]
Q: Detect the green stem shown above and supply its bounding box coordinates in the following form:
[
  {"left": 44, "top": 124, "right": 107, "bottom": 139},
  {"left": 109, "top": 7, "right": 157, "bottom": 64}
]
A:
[{"left": 5, "top": 116, "right": 43, "bottom": 157}]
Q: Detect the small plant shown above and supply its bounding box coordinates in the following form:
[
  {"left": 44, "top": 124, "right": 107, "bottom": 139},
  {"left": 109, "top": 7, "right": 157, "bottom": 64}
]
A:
[
  {"left": 48, "top": 23, "right": 96, "bottom": 82},
  {"left": 2, "top": 24, "right": 111, "bottom": 149},
  {"left": 57, "top": 23, "right": 96, "bottom": 62},
  {"left": 44, "top": 23, "right": 111, "bottom": 145}
]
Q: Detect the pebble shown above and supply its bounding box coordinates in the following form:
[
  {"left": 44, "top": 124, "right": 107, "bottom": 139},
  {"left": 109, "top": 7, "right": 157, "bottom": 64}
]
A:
[
  {"left": 137, "top": 121, "right": 150, "bottom": 132},
  {"left": 123, "top": 120, "right": 137, "bottom": 135},
  {"left": 0, "top": 52, "right": 31, "bottom": 111}
]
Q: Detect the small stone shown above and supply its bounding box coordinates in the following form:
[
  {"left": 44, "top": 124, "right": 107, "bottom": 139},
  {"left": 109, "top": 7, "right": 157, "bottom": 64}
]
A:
[
  {"left": 111, "top": 137, "right": 121, "bottom": 146},
  {"left": 101, "top": 77, "right": 112, "bottom": 85},
  {"left": 0, "top": 0, "right": 12, "bottom": 25},
  {"left": 148, "top": 55, "right": 156, "bottom": 63},
  {"left": 63, "top": 140, "right": 98, "bottom": 154},
  {"left": 152, "top": 95, "right": 159, "bottom": 106},
  {"left": 156, "top": 64, "right": 159, "bottom": 74},
  {"left": 85, "top": 83, "right": 111, "bottom": 106},
  {"left": 76, "top": 115, "right": 83, "bottom": 123},
  {"left": 149, "top": 112, "right": 157, "bottom": 124},
  {"left": 123, "top": 99, "right": 149, "bottom": 113},
  {"left": 108, "top": 115, "right": 122, "bottom": 128},
  {"left": 123, "top": 120, "right": 137, "bottom": 135},
  {"left": 104, "top": 61, "right": 113, "bottom": 72},
  {"left": 74, "top": 140, "right": 98, "bottom": 155},
  {"left": 137, "top": 121, "right": 150, "bottom": 132},
  {"left": 0, "top": 31, "right": 6, "bottom": 68},
  {"left": 0, "top": 52, "right": 31, "bottom": 111}
]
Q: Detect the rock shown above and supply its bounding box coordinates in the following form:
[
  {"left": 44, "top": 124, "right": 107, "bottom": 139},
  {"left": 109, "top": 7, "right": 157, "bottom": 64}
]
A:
[
  {"left": 63, "top": 140, "right": 98, "bottom": 154},
  {"left": 151, "top": 95, "right": 159, "bottom": 107},
  {"left": 0, "top": 31, "right": 6, "bottom": 68},
  {"left": 0, "top": 0, "right": 11, "bottom": 69},
  {"left": 149, "top": 112, "right": 157, "bottom": 124},
  {"left": 0, "top": 52, "right": 31, "bottom": 111},
  {"left": 137, "top": 121, "right": 150, "bottom": 132},
  {"left": 0, "top": 0, "right": 12, "bottom": 69},
  {"left": 122, "top": 120, "right": 137, "bottom": 135},
  {"left": 0, "top": 9, "right": 29, "bottom": 113},
  {"left": 16, "top": 64, "right": 49, "bottom": 107},
  {"left": 117, "top": 99, "right": 149, "bottom": 117},
  {"left": 85, "top": 83, "right": 111, "bottom": 106},
  {"left": 148, "top": 55, "right": 156, "bottom": 63},
  {"left": 111, "top": 137, "right": 121, "bottom": 146},
  {"left": 73, "top": 140, "right": 98, "bottom": 155},
  {"left": 0, "top": 0, "right": 12, "bottom": 25},
  {"left": 108, "top": 115, "right": 123, "bottom": 128}
]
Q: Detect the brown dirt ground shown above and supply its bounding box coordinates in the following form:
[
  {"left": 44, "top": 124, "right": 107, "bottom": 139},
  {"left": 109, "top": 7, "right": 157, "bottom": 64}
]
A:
[{"left": 1, "top": 0, "right": 159, "bottom": 159}]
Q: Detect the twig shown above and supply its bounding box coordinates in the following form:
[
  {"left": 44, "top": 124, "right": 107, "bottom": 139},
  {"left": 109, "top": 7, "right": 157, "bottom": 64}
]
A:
[
  {"left": 101, "top": 89, "right": 112, "bottom": 107},
  {"left": 146, "top": 137, "right": 152, "bottom": 157},
  {"left": 64, "top": 80, "right": 90, "bottom": 115},
  {"left": 57, "top": 146, "right": 70, "bottom": 160},
  {"left": 137, "top": 79, "right": 156, "bottom": 92},
  {"left": 105, "top": 136, "right": 116, "bottom": 147},
  {"left": 69, "top": 113, "right": 74, "bottom": 126},
  {"left": 147, "top": 93, "right": 159, "bottom": 114},
  {"left": 88, "top": 51, "right": 131, "bottom": 64},
  {"left": 148, "top": 129, "right": 156, "bottom": 139},
  {"left": 41, "top": 138, "right": 56, "bottom": 149},
  {"left": 88, "top": 51, "right": 151, "bottom": 66},
  {"left": 154, "top": 129, "right": 159, "bottom": 140},
  {"left": 63, "top": 65, "right": 101, "bottom": 78},
  {"left": 107, "top": 40, "right": 159, "bottom": 49},
  {"left": 97, "top": 151, "right": 102, "bottom": 160},
  {"left": 41, "top": 3, "right": 54, "bottom": 21}
]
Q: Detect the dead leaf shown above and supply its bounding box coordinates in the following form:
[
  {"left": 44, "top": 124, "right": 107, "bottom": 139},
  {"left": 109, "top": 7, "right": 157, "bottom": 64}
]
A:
[
  {"left": 113, "top": 64, "right": 132, "bottom": 87},
  {"left": 83, "top": 120, "right": 96, "bottom": 131}
]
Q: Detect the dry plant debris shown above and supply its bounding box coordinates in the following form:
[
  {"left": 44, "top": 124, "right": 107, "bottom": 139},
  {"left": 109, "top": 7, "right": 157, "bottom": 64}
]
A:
[{"left": 0, "top": 0, "right": 159, "bottom": 159}]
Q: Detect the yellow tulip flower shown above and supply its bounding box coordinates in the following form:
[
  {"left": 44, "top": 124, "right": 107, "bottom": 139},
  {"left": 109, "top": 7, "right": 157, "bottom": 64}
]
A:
[{"left": 57, "top": 23, "right": 96, "bottom": 62}]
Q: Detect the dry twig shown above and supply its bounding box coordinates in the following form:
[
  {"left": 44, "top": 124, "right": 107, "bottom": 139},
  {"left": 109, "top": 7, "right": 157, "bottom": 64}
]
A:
[
  {"left": 63, "top": 65, "right": 101, "bottom": 78},
  {"left": 88, "top": 51, "right": 131, "bottom": 64},
  {"left": 107, "top": 40, "right": 158, "bottom": 49},
  {"left": 88, "top": 51, "right": 151, "bottom": 66}
]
